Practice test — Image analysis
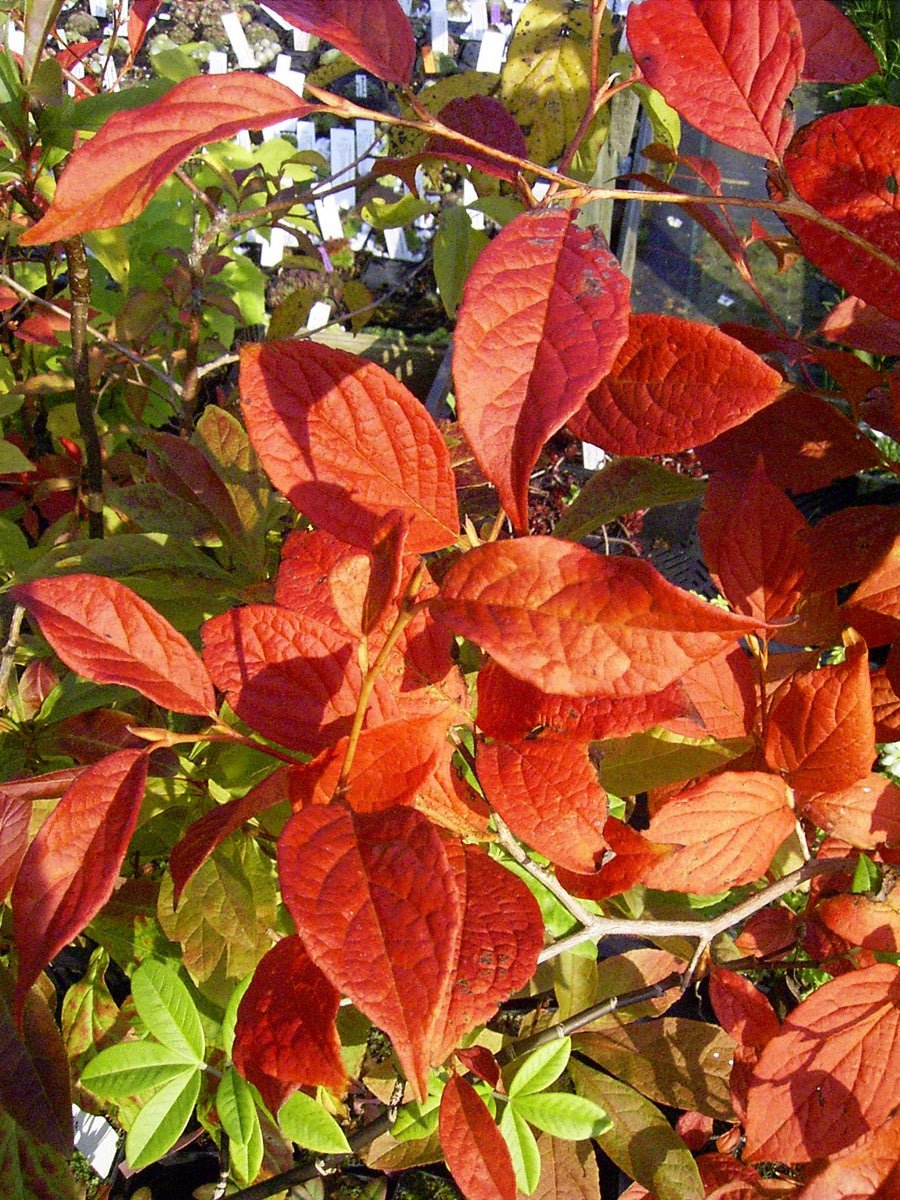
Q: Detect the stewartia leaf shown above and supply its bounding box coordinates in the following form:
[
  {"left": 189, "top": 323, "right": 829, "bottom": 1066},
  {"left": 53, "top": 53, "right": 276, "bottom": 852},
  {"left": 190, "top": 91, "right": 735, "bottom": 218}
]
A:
[
  {"left": 232, "top": 936, "right": 344, "bottom": 1113},
  {"left": 764, "top": 635, "right": 875, "bottom": 795},
  {"left": 440, "top": 1074, "right": 517, "bottom": 1200},
  {"left": 434, "top": 537, "right": 766, "bottom": 698},
  {"left": 279, "top": 1089, "right": 351, "bottom": 1153},
  {"left": 125, "top": 1067, "right": 201, "bottom": 1171},
  {"left": 476, "top": 660, "right": 691, "bottom": 742},
  {"left": 568, "top": 314, "right": 785, "bottom": 457},
  {"left": 744, "top": 964, "right": 900, "bottom": 1162},
  {"left": 453, "top": 208, "right": 631, "bottom": 531},
  {"left": 216, "top": 1067, "right": 259, "bottom": 1149},
  {"left": 10, "top": 574, "right": 216, "bottom": 716},
  {"left": 817, "top": 887, "right": 900, "bottom": 954},
  {"left": 476, "top": 737, "right": 608, "bottom": 874},
  {"left": 278, "top": 803, "right": 460, "bottom": 1100},
  {"left": 241, "top": 341, "right": 458, "bottom": 553},
  {"left": 499, "top": 1104, "right": 541, "bottom": 1194},
  {"left": 795, "top": 1109, "right": 900, "bottom": 1199},
  {"left": 508, "top": 1038, "right": 571, "bottom": 1100},
  {"left": 708, "top": 967, "right": 779, "bottom": 1052},
  {"left": 699, "top": 461, "right": 809, "bottom": 623},
  {"left": 261, "top": 0, "right": 414, "bottom": 84},
  {"left": 427, "top": 96, "right": 527, "bottom": 182},
  {"left": 508, "top": 1093, "right": 611, "bottom": 1141},
  {"left": 131, "top": 960, "right": 204, "bottom": 1063},
  {"left": 778, "top": 106, "right": 900, "bottom": 321},
  {"left": 12, "top": 749, "right": 149, "bottom": 1023},
  {"left": 843, "top": 535, "right": 900, "bottom": 648},
  {"left": 794, "top": 0, "right": 879, "bottom": 83},
  {"left": 677, "top": 647, "right": 757, "bottom": 741},
  {"left": 818, "top": 295, "right": 900, "bottom": 357},
  {"left": 640, "top": 771, "right": 795, "bottom": 893},
  {"left": 79, "top": 1041, "right": 202, "bottom": 1097},
  {"left": 0, "top": 793, "right": 29, "bottom": 902},
  {"left": 18, "top": 73, "right": 312, "bottom": 244},
  {"left": 626, "top": 0, "right": 802, "bottom": 158},
  {"left": 798, "top": 772, "right": 900, "bottom": 850}
]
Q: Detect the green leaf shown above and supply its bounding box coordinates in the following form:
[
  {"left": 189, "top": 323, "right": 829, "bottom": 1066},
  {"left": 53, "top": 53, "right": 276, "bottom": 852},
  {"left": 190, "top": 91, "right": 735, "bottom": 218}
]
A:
[
  {"left": 433, "top": 206, "right": 488, "bottom": 319},
  {"left": 278, "top": 1091, "right": 351, "bottom": 1153},
  {"left": 392, "top": 1094, "right": 441, "bottom": 1142},
  {"left": 361, "top": 194, "right": 433, "bottom": 230},
  {"left": 228, "top": 1106, "right": 264, "bottom": 1186},
  {"left": 510, "top": 1092, "right": 611, "bottom": 1141},
  {"left": 851, "top": 853, "right": 881, "bottom": 893},
  {"left": 508, "top": 1038, "right": 572, "bottom": 1099},
  {"left": 554, "top": 457, "right": 704, "bottom": 542},
  {"left": 596, "top": 728, "right": 751, "bottom": 796},
  {"left": 81, "top": 1041, "right": 199, "bottom": 1098},
  {"left": 500, "top": 1103, "right": 542, "bottom": 1194},
  {"left": 468, "top": 196, "right": 526, "bottom": 227},
  {"left": 72, "top": 80, "right": 173, "bottom": 132},
  {"left": 221, "top": 974, "right": 253, "bottom": 1059},
  {"left": 0, "top": 518, "right": 32, "bottom": 572},
  {"left": 569, "top": 1061, "right": 703, "bottom": 1200},
  {"left": 217, "top": 1067, "right": 259, "bottom": 1146},
  {"left": 0, "top": 439, "right": 35, "bottom": 474},
  {"left": 125, "top": 1067, "right": 202, "bottom": 1170},
  {"left": 131, "top": 961, "right": 205, "bottom": 1064},
  {"left": 150, "top": 46, "right": 200, "bottom": 82}
]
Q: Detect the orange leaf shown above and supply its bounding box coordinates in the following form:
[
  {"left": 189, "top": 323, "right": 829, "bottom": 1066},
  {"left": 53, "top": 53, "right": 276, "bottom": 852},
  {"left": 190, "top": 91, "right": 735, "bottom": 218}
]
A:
[
  {"left": 778, "top": 107, "right": 900, "bottom": 320},
  {"left": 262, "top": 0, "right": 415, "bottom": 84},
  {"left": 872, "top": 666, "right": 900, "bottom": 742},
  {"left": 817, "top": 887, "right": 900, "bottom": 954},
  {"left": 278, "top": 803, "right": 460, "bottom": 1100},
  {"left": 476, "top": 737, "right": 607, "bottom": 874},
  {"left": 232, "top": 935, "right": 345, "bottom": 1113},
  {"left": 798, "top": 772, "right": 900, "bottom": 850},
  {"left": 626, "top": 0, "right": 802, "bottom": 158},
  {"left": 453, "top": 209, "right": 630, "bottom": 531},
  {"left": 434, "top": 537, "right": 766, "bottom": 699},
  {"left": 708, "top": 967, "right": 780, "bottom": 1052},
  {"left": 734, "top": 907, "right": 799, "bottom": 958},
  {"left": 11, "top": 574, "right": 216, "bottom": 716},
  {"left": 744, "top": 963, "right": 900, "bottom": 1162},
  {"left": 557, "top": 817, "right": 670, "bottom": 903},
  {"left": 241, "top": 341, "right": 459, "bottom": 554},
  {"left": 641, "top": 772, "right": 795, "bottom": 894},
  {"left": 569, "top": 315, "right": 784, "bottom": 457},
  {"left": 795, "top": 1110, "right": 900, "bottom": 1199},
  {"left": 843, "top": 535, "right": 900, "bottom": 648},
  {"left": 678, "top": 647, "right": 758, "bottom": 741},
  {"left": 818, "top": 296, "right": 900, "bottom": 358},
  {"left": 12, "top": 750, "right": 149, "bottom": 1023},
  {"left": 439, "top": 1074, "right": 517, "bottom": 1200},
  {"left": 764, "top": 636, "right": 875, "bottom": 795},
  {"left": 18, "top": 74, "right": 311, "bottom": 244},
  {"left": 803, "top": 506, "right": 900, "bottom": 593},
  {"left": 699, "top": 461, "right": 809, "bottom": 623}
]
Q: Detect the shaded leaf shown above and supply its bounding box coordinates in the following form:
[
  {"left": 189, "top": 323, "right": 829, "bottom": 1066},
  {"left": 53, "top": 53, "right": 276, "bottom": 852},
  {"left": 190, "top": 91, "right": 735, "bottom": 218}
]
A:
[
  {"left": 433, "top": 206, "right": 489, "bottom": 320},
  {"left": 530, "top": 1131, "right": 601, "bottom": 1200},
  {"left": 708, "top": 968, "right": 779, "bottom": 1052},
  {"left": 764, "top": 635, "right": 875, "bottom": 795},
  {"left": 427, "top": 96, "right": 527, "bottom": 182},
  {"left": 0, "top": 793, "right": 30, "bottom": 903},
  {"left": 798, "top": 772, "right": 900, "bottom": 850},
  {"left": 594, "top": 727, "right": 752, "bottom": 798},
  {"left": 12, "top": 750, "right": 149, "bottom": 1023},
  {"left": 262, "top": 0, "right": 414, "bottom": 85},
  {"left": 477, "top": 737, "right": 607, "bottom": 874},
  {"left": 677, "top": 647, "right": 757, "bottom": 741},
  {"left": 818, "top": 296, "right": 900, "bottom": 357},
  {"left": 802, "top": 506, "right": 900, "bottom": 593},
  {"left": 440, "top": 1074, "right": 517, "bottom": 1200},
  {"left": 231, "top": 935, "right": 345, "bottom": 1114},
  {"left": 569, "top": 315, "right": 784, "bottom": 457},
  {"left": 843, "top": 535, "right": 900, "bottom": 648},
  {"left": 817, "top": 887, "right": 900, "bottom": 953},
  {"left": 794, "top": 0, "right": 879, "bottom": 82},
  {"left": 591, "top": 949, "right": 685, "bottom": 1029},
  {"left": 744, "top": 964, "right": 900, "bottom": 1162},
  {"left": 796, "top": 1110, "right": 900, "bottom": 1199},
  {"left": 11, "top": 574, "right": 216, "bottom": 716},
  {"left": 641, "top": 771, "right": 795, "bottom": 893},
  {"left": 453, "top": 209, "right": 630, "bottom": 532},
  {"left": 778, "top": 107, "right": 900, "bottom": 320},
  {"left": 569, "top": 1061, "right": 703, "bottom": 1200},
  {"left": 553, "top": 456, "right": 705, "bottom": 543},
  {"left": 19, "top": 73, "right": 311, "bottom": 243},
  {"left": 626, "top": 0, "right": 802, "bottom": 158},
  {"left": 434, "top": 537, "right": 765, "bottom": 699},
  {"left": 240, "top": 340, "right": 459, "bottom": 554}
]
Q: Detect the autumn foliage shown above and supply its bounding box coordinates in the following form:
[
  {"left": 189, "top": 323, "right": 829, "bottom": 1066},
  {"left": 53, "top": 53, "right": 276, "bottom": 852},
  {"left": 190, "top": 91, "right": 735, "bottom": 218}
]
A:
[{"left": 1, "top": 0, "right": 900, "bottom": 1198}]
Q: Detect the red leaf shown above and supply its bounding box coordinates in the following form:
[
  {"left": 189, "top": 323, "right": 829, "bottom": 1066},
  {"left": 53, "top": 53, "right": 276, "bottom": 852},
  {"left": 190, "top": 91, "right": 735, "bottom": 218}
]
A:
[
  {"left": 569, "top": 314, "right": 785, "bottom": 457},
  {"left": 261, "top": 0, "right": 414, "bottom": 84},
  {"left": 818, "top": 296, "right": 900, "bottom": 357},
  {"left": 803, "top": 506, "right": 900, "bottom": 592},
  {"left": 427, "top": 96, "right": 527, "bottom": 182},
  {"left": 11, "top": 750, "right": 149, "bottom": 1023},
  {"left": 170, "top": 766, "right": 293, "bottom": 903},
  {"left": 434, "top": 537, "right": 766, "bottom": 699},
  {"left": 201, "top": 604, "right": 395, "bottom": 753},
  {"left": 53, "top": 708, "right": 145, "bottom": 764},
  {"left": 453, "top": 208, "right": 630, "bottom": 531},
  {"left": 232, "top": 935, "right": 345, "bottom": 1112},
  {"left": 440, "top": 1074, "right": 517, "bottom": 1200},
  {"left": 11, "top": 575, "right": 217, "bottom": 716},
  {"left": 455, "top": 1047, "right": 500, "bottom": 1090},
  {"left": 778, "top": 107, "right": 900, "bottom": 320},
  {"left": 796, "top": 1110, "right": 900, "bottom": 1199},
  {"left": 278, "top": 803, "right": 460, "bottom": 1100},
  {"left": 557, "top": 816, "right": 670, "bottom": 903},
  {"left": 476, "top": 737, "right": 608, "bottom": 874},
  {"left": 709, "top": 967, "right": 780, "bottom": 1052},
  {"left": 127, "top": 0, "right": 162, "bottom": 59},
  {"left": 744, "top": 964, "right": 900, "bottom": 1162},
  {"left": 411, "top": 737, "right": 491, "bottom": 839},
  {"left": 843, "top": 535, "right": 900, "bottom": 648},
  {"left": 798, "top": 773, "right": 900, "bottom": 850},
  {"left": 697, "top": 390, "right": 881, "bottom": 492},
  {"left": 734, "top": 906, "right": 799, "bottom": 958},
  {"left": 0, "top": 767, "right": 85, "bottom": 804},
  {"left": 640, "top": 771, "right": 795, "bottom": 894},
  {"left": 240, "top": 340, "right": 459, "bottom": 554},
  {"left": 476, "top": 659, "right": 691, "bottom": 741},
  {"left": 678, "top": 647, "right": 758, "bottom": 741},
  {"left": 699, "top": 461, "right": 809, "bottom": 624},
  {"left": 793, "top": 0, "right": 880, "bottom": 83},
  {"left": 764, "top": 636, "right": 875, "bottom": 795},
  {"left": 433, "top": 843, "right": 543, "bottom": 1063},
  {"left": 626, "top": 0, "right": 802, "bottom": 158},
  {"left": 18, "top": 74, "right": 311, "bottom": 244},
  {"left": 0, "top": 795, "right": 30, "bottom": 903},
  {"left": 817, "top": 888, "right": 900, "bottom": 954}
]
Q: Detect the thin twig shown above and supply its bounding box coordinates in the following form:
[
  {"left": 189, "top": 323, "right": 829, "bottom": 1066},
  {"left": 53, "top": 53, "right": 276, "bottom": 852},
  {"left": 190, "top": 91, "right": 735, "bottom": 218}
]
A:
[
  {"left": 0, "top": 604, "right": 25, "bottom": 711},
  {"left": 494, "top": 815, "right": 597, "bottom": 928},
  {"left": 64, "top": 236, "right": 104, "bottom": 537}
]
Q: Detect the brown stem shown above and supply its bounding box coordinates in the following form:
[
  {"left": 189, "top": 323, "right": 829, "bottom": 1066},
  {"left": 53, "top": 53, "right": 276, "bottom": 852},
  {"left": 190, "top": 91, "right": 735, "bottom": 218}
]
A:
[
  {"left": 64, "top": 235, "right": 104, "bottom": 538},
  {"left": 0, "top": 604, "right": 25, "bottom": 711}
]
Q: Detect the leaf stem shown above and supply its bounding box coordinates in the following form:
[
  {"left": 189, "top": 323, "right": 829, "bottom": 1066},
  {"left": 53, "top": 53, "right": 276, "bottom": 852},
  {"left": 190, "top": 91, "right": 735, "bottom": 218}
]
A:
[{"left": 64, "top": 236, "right": 104, "bottom": 538}]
